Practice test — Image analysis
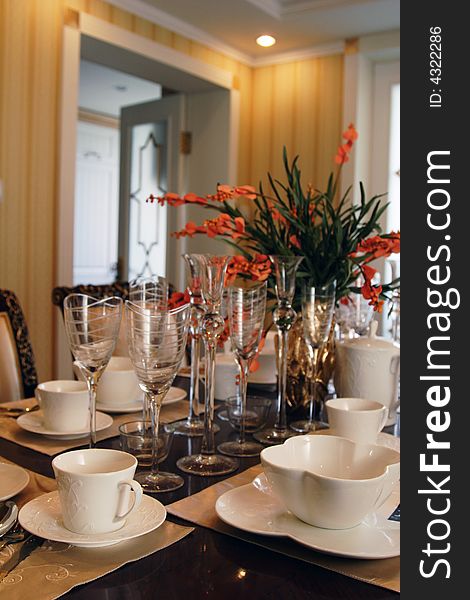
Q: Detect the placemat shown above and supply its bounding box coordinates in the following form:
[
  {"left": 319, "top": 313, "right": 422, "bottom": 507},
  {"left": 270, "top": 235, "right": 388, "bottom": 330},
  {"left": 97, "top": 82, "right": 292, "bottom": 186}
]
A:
[
  {"left": 0, "top": 457, "right": 193, "bottom": 599},
  {"left": 0, "top": 396, "right": 196, "bottom": 456},
  {"left": 167, "top": 463, "right": 400, "bottom": 593}
]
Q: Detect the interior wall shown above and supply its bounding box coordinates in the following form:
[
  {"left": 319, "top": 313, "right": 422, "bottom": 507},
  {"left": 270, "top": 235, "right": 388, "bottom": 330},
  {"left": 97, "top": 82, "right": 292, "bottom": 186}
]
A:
[
  {"left": 0, "top": 0, "right": 63, "bottom": 381},
  {"left": 0, "top": 0, "right": 344, "bottom": 381},
  {"left": 250, "top": 54, "right": 344, "bottom": 194}
]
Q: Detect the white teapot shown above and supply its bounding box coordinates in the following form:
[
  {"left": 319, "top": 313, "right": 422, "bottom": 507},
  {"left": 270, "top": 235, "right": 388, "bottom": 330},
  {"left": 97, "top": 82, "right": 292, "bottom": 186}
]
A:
[{"left": 334, "top": 321, "right": 400, "bottom": 425}]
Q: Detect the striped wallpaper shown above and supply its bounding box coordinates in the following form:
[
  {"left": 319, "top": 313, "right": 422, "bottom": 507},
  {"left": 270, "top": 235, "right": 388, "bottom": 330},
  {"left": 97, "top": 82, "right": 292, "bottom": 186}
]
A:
[{"left": 0, "top": 0, "right": 343, "bottom": 380}]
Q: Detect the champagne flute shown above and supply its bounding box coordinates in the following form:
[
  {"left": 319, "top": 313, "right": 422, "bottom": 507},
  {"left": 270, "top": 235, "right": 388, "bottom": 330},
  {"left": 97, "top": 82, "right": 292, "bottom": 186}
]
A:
[
  {"left": 126, "top": 300, "right": 190, "bottom": 492},
  {"left": 290, "top": 280, "right": 336, "bottom": 432},
  {"left": 177, "top": 254, "right": 238, "bottom": 476},
  {"left": 172, "top": 254, "right": 206, "bottom": 436},
  {"left": 218, "top": 282, "right": 267, "bottom": 456},
  {"left": 254, "top": 255, "right": 303, "bottom": 445},
  {"left": 63, "top": 294, "right": 122, "bottom": 447}
]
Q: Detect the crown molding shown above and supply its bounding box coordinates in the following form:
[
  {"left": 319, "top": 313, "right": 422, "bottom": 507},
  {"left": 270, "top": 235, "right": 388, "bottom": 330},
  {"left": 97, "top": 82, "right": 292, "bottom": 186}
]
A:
[
  {"left": 102, "top": 0, "right": 345, "bottom": 67},
  {"left": 106, "top": 0, "right": 252, "bottom": 64},
  {"left": 252, "top": 40, "right": 344, "bottom": 65}
]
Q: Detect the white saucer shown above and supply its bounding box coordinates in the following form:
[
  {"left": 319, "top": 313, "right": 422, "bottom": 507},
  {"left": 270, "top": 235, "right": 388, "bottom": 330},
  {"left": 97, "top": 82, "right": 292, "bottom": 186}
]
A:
[
  {"left": 96, "top": 400, "right": 143, "bottom": 414},
  {"left": 215, "top": 473, "right": 400, "bottom": 560},
  {"left": 96, "top": 387, "right": 186, "bottom": 414},
  {"left": 0, "top": 463, "right": 30, "bottom": 501},
  {"left": 19, "top": 491, "right": 166, "bottom": 548},
  {"left": 17, "top": 410, "right": 113, "bottom": 440},
  {"left": 163, "top": 386, "right": 187, "bottom": 405}
]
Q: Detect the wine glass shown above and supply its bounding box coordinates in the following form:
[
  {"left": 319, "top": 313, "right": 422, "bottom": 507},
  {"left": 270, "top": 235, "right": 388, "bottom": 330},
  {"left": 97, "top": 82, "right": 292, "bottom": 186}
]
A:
[
  {"left": 177, "top": 254, "right": 238, "bottom": 476},
  {"left": 63, "top": 294, "right": 123, "bottom": 447},
  {"left": 290, "top": 280, "right": 336, "bottom": 432},
  {"left": 126, "top": 300, "right": 190, "bottom": 492},
  {"left": 128, "top": 276, "right": 169, "bottom": 422},
  {"left": 254, "top": 255, "right": 303, "bottom": 445},
  {"left": 172, "top": 254, "right": 206, "bottom": 436},
  {"left": 218, "top": 282, "right": 267, "bottom": 457}
]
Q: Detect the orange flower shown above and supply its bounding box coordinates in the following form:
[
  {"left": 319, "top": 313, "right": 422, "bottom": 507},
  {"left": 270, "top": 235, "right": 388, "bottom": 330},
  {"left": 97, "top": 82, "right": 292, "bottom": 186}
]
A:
[
  {"left": 360, "top": 264, "right": 384, "bottom": 312},
  {"left": 168, "top": 290, "right": 190, "bottom": 309},
  {"left": 334, "top": 123, "right": 358, "bottom": 164},
  {"left": 289, "top": 234, "right": 301, "bottom": 249},
  {"left": 225, "top": 254, "right": 271, "bottom": 285},
  {"left": 172, "top": 221, "right": 207, "bottom": 239},
  {"left": 208, "top": 184, "right": 257, "bottom": 202},
  {"left": 353, "top": 232, "right": 400, "bottom": 262},
  {"left": 343, "top": 123, "right": 358, "bottom": 142}
]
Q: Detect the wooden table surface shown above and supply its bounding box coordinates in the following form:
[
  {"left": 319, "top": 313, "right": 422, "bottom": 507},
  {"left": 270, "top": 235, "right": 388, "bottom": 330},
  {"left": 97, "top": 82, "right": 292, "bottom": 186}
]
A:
[{"left": 0, "top": 378, "right": 399, "bottom": 599}]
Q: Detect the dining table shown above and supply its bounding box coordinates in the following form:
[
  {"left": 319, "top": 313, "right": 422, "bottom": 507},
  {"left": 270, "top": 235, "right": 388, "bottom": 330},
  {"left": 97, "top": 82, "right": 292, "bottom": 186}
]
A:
[{"left": 0, "top": 376, "right": 399, "bottom": 599}]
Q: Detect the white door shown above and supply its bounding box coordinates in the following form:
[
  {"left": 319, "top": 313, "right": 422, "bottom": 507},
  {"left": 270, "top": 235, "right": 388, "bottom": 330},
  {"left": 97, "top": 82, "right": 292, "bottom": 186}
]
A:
[
  {"left": 73, "top": 121, "right": 119, "bottom": 284},
  {"left": 118, "top": 95, "right": 184, "bottom": 286}
]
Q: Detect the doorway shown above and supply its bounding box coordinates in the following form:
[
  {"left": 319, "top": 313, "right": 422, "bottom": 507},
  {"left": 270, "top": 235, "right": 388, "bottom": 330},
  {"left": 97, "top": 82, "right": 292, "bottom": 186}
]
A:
[{"left": 57, "top": 13, "right": 239, "bottom": 377}]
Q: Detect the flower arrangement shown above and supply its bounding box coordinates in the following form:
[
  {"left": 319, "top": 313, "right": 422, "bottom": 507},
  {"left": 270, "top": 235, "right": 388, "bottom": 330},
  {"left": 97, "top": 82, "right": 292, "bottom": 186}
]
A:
[{"left": 149, "top": 124, "right": 400, "bottom": 312}]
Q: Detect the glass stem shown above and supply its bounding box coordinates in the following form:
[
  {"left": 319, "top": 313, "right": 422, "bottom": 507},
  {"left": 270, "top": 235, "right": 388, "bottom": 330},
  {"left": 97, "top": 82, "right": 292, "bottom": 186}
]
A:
[
  {"left": 86, "top": 374, "right": 98, "bottom": 448},
  {"left": 188, "top": 334, "right": 201, "bottom": 422},
  {"left": 308, "top": 346, "right": 320, "bottom": 425},
  {"left": 201, "top": 339, "right": 216, "bottom": 455},
  {"left": 149, "top": 392, "right": 162, "bottom": 478},
  {"left": 238, "top": 358, "right": 249, "bottom": 447},
  {"left": 275, "top": 328, "right": 289, "bottom": 432},
  {"left": 143, "top": 392, "right": 151, "bottom": 423}
]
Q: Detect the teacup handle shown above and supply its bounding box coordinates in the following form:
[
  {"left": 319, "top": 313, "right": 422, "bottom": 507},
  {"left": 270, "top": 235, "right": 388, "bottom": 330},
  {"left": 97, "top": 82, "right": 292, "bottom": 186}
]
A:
[{"left": 116, "top": 479, "right": 143, "bottom": 519}]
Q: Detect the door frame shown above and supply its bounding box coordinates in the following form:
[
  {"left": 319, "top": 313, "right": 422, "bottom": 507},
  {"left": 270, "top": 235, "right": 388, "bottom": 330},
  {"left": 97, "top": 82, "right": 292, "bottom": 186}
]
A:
[{"left": 56, "top": 10, "right": 239, "bottom": 377}]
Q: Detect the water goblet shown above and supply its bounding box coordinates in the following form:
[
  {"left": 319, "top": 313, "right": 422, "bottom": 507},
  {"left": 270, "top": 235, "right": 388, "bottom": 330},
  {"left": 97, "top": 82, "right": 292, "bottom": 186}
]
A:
[
  {"left": 126, "top": 300, "right": 190, "bottom": 492},
  {"left": 254, "top": 255, "right": 303, "bottom": 445},
  {"left": 218, "top": 283, "right": 267, "bottom": 457},
  {"left": 63, "top": 294, "right": 122, "bottom": 447},
  {"left": 128, "top": 276, "right": 169, "bottom": 422},
  {"left": 290, "top": 280, "right": 336, "bottom": 432},
  {"left": 177, "top": 254, "right": 238, "bottom": 476}
]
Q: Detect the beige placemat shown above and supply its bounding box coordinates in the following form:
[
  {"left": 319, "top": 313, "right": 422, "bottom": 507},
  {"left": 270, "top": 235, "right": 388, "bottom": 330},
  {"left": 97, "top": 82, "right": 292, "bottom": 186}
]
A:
[
  {"left": 0, "top": 457, "right": 193, "bottom": 599},
  {"left": 0, "top": 396, "right": 196, "bottom": 456},
  {"left": 167, "top": 464, "right": 400, "bottom": 593}
]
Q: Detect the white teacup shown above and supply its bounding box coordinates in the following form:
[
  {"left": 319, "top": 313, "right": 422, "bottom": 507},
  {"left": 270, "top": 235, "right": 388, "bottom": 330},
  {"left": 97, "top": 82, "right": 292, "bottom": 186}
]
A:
[
  {"left": 35, "top": 381, "right": 89, "bottom": 432},
  {"left": 215, "top": 354, "right": 238, "bottom": 400},
  {"left": 74, "top": 357, "right": 142, "bottom": 406},
  {"left": 52, "top": 449, "right": 143, "bottom": 534},
  {"left": 261, "top": 435, "right": 400, "bottom": 529},
  {"left": 326, "top": 397, "right": 388, "bottom": 444}
]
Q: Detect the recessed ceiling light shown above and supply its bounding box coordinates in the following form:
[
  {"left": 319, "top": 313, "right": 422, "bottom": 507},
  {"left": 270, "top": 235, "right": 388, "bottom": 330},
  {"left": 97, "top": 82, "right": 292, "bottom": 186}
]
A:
[{"left": 256, "top": 35, "right": 276, "bottom": 48}]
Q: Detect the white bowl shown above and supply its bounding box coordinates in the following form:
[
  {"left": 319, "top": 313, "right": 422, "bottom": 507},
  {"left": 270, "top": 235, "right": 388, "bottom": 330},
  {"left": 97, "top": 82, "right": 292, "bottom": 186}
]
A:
[{"left": 261, "top": 435, "right": 400, "bottom": 529}]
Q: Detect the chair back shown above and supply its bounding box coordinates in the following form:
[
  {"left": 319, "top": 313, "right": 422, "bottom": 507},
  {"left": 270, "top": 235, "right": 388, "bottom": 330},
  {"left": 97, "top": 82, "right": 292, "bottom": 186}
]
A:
[{"left": 0, "top": 289, "right": 38, "bottom": 402}]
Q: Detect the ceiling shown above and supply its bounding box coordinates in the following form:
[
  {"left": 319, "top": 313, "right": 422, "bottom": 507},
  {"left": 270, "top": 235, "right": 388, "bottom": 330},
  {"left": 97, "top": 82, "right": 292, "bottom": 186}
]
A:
[
  {"left": 138, "top": 0, "right": 400, "bottom": 59},
  {"left": 79, "top": 60, "right": 162, "bottom": 117}
]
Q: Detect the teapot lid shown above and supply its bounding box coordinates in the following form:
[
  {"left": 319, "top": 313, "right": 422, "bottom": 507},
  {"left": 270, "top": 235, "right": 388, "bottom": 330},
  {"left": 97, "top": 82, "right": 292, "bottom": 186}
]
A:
[{"left": 340, "top": 321, "right": 399, "bottom": 350}]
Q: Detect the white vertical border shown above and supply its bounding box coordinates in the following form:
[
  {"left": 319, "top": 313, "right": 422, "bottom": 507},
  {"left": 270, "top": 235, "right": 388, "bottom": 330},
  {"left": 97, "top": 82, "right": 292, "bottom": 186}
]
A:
[{"left": 55, "top": 24, "right": 80, "bottom": 379}]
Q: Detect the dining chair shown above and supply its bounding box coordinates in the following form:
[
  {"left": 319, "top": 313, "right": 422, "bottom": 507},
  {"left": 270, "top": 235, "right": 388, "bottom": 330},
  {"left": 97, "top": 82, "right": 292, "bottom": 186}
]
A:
[
  {"left": 0, "top": 289, "right": 38, "bottom": 402},
  {"left": 52, "top": 281, "right": 176, "bottom": 358}
]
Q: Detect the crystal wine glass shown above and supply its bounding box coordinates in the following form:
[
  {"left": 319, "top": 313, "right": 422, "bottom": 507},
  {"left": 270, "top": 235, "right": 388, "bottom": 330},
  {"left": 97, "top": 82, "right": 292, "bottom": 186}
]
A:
[
  {"left": 126, "top": 300, "right": 190, "bottom": 492},
  {"left": 63, "top": 294, "right": 123, "bottom": 447},
  {"left": 218, "top": 282, "right": 267, "bottom": 457},
  {"left": 177, "top": 254, "right": 238, "bottom": 476},
  {"left": 254, "top": 255, "right": 303, "bottom": 445},
  {"left": 128, "top": 276, "right": 169, "bottom": 422},
  {"left": 290, "top": 280, "right": 336, "bottom": 432},
  {"left": 172, "top": 254, "right": 206, "bottom": 436}
]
